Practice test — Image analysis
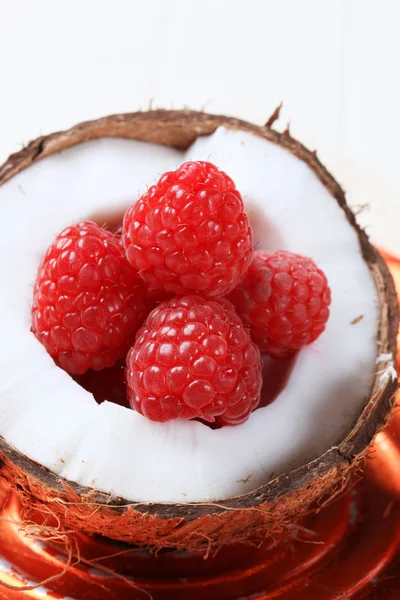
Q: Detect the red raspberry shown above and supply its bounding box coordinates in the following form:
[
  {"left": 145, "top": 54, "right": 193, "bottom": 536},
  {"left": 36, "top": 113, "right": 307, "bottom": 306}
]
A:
[
  {"left": 123, "top": 161, "right": 253, "bottom": 296},
  {"left": 227, "top": 251, "right": 331, "bottom": 358},
  {"left": 32, "top": 221, "right": 150, "bottom": 375},
  {"left": 126, "top": 296, "right": 262, "bottom": 425},
  {"left": 114, "top": 225, "right": 124, "bottom": 246}
]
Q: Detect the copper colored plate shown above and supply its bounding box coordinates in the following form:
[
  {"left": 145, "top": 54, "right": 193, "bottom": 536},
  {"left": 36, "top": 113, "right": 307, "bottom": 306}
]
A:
[{"left": 0, "top": 471, "right": 400, "bottom": 599}]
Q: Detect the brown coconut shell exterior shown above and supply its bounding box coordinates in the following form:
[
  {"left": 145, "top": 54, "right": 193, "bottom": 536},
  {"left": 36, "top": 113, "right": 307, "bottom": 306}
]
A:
[{"left": 0, "top": 110, "right": 398, "bottom": 551}]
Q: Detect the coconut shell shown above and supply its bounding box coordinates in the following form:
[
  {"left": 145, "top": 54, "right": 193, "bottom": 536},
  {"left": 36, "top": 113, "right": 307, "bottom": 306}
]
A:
[{"left": 0, "top": 110, "right": 397, "bottom": 551}]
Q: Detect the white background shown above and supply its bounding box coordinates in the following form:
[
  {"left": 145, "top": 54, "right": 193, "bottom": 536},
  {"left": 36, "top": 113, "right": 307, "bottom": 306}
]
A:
[{"left": 0, "top": 0, "right": 399, "bottom": 253}]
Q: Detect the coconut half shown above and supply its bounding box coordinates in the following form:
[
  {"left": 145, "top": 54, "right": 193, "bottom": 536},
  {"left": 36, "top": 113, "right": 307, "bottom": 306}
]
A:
[{"left": 0, "top": 110, "right": 397, "bottom": 551}]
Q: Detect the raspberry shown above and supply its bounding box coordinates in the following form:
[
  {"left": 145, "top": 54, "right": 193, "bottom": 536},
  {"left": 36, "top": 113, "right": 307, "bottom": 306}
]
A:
[
  {"left": 114, "top": 225, "right": 124, "bottom": 246},
  {"left": 123, "top": 161, "right": 253, "bottom": 296},
  {"left": 126, "top": 296, "right": 262, "bottom": 425},
  {"left": 227, "top": 250, "right": 331, "bottom": 357},
  {"left": 32, "top": 221, "right": 150, "bottom": 375}
]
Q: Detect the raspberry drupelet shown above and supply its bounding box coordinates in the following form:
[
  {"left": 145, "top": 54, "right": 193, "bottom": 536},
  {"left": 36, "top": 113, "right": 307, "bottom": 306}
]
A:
[
  {"left": 123, "top": 161, "right": 253, "bottom": 296},
  {"left": 126, "top": 295, "right": 262, "bottom": 425},
  {"left": 32, "top": 221, "right": 150, "bottom": 375},
  {"left": 227, "top": 250, "right": 331, "bottom": 358}
]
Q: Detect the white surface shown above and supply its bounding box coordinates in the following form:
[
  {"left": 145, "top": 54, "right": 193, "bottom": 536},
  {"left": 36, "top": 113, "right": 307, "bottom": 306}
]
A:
[
  {"left": 0, "top": 0, "right": 399, "bottom": 252},
  {"left": 0, "top": 129, "right": 378, "bottom": 501}
]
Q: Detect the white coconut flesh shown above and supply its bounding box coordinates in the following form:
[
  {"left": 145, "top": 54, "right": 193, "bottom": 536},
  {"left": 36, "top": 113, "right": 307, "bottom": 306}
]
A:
[{"left": 0, "top": 127, "right": 379, "bottom": 503}]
